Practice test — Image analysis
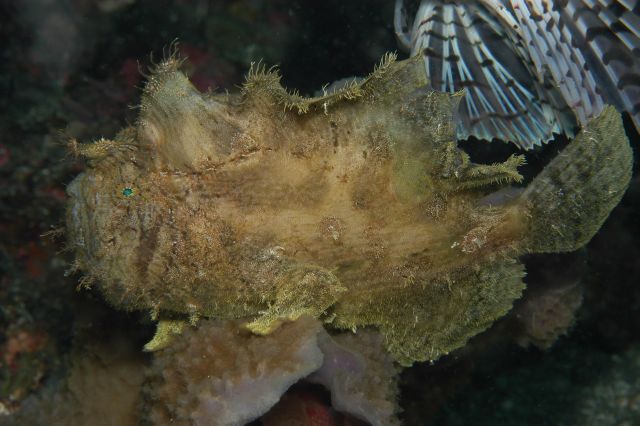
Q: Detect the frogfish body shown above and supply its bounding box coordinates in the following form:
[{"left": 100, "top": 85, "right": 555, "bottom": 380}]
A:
[{"left": 66, "top": 53, "right": 632, "bottom": 365}]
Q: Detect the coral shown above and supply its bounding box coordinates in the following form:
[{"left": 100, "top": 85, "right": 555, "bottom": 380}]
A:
[
  {"left": 0, "top": 327, "right": 51, "bottom": 415},
  {"left": 427, "top": 343, "right": 640, "bottom": 426},
  {"left": 309, "top": 330, "right": 400, "bottom": 426},
  {"left": 261, "top": 391, "right": 343, "bottom": 426},
  {"left": 515, "top": 280, "right": 584, "bottom": 349},
  {"left": 146, "top": 316, "right": 325, "bottom": 426},
  {"left": 576, "top": 346, "right": 640, "bottom": 426},
  {"left": 66, "top": 52, "right": 633, "bottom": 366},
  {"left": 7, "top": 333, "right": 146, "bottom": 426},
  {"left": 146, "top": 317, "right": 401, "bottom": 426},
  {"left": 5, "top": 314, "right": 401, "bottom": 426}
]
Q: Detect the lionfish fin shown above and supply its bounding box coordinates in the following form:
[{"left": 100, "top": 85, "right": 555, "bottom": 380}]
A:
[
  {"left": 397, "top": 0, "right": 640, "bottom": 145},
  {"left": 508, "top": 0, "right": 604, "bottom": 129},
  {"left": 401, "top": 0, "right": 570, "bottom": 148},
  {"left": 394, "top": 0, "right": 415, "bottom": 51},
  {"left": 556, "top": 0, "right": 640, "bottom": 132}
]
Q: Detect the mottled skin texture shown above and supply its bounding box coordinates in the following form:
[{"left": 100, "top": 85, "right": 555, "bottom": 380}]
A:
[{"left": 66, "top": 53, "right": 632, "bottom": 365}]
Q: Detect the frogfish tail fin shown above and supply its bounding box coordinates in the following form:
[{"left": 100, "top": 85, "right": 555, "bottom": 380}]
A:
[{"left": 520, "top": 106, "right": 633, "bottom": 254}]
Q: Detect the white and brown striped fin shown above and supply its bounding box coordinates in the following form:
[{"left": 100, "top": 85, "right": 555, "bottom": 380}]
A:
[
  {"left": 396, "top": 0, "right": 640, "bottom": 147},
  {"left": 394, "top": 0, "right": 416, "bottom": 51},
  {"left": 395, "top": 0, "right": 573, "bottom": 149},
  {"left": 553, "top": 0, "right": 640, "bottom": 131},
  {"left": 483, "top": 0, "right": 639, "bottom": 131},
  {"left": 508, "top": 0, "right": 604, "bottom": 127}
]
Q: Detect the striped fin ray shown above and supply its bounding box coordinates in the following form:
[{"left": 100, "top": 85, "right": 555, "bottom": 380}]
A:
[
  {"left": 401, "top": 0, "right": 564, "bottom": 148},
  {"left": 556, "top": 0, "right": 640, "bottom": 131},
  {"left": 395, "top": 0, "right": 640, "bottom": 146},
  {"left": 394, "top": 0, "right": 417, "bottom": 51},
  {"left": 508, "top": 0, "right": 605, "bottom": 127}
]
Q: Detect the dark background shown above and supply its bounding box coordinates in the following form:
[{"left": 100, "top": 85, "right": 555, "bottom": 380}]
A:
[{"left": 1, "top": 1, "right": 638, "bottom": 424}]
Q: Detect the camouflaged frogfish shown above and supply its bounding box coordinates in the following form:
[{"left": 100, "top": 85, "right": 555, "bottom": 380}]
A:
[{"left": 66, "top": 53, "right": 632, "bottom": 366}]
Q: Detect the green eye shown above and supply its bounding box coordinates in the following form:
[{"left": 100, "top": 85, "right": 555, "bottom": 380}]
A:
[{"left": 122, "top": 187, "right": 135, "bottom": 197}]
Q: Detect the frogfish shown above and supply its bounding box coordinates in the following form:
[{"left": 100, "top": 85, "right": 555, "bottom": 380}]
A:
[{"left": 66, "top": 52, "right": 632, "bottom": 366}]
